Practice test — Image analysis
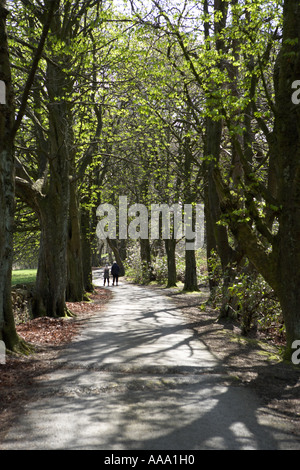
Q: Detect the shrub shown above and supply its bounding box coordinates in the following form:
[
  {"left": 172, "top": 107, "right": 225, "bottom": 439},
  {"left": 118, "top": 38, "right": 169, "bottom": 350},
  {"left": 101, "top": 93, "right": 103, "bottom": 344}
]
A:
[
  {"left": 208, "top": 252, "right": 284, "bottom": 340},
  {"left": 228, "top": 271, "right": 283, "bottom": 337}
]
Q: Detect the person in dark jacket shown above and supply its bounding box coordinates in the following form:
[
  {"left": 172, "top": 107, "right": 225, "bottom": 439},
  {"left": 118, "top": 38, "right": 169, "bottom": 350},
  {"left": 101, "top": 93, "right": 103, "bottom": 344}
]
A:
[
  {"left": 103, "top": 264, "right": 110, "bottom": 286},
  {"left": 111, "top": 261, "right": 120, "bottom": 286}
]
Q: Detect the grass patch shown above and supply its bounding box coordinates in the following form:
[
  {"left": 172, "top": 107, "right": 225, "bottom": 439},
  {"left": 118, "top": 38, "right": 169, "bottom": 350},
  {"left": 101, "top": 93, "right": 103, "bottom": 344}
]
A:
[{"left": 12, "top": 269, "right": 37, "bottom": 286}]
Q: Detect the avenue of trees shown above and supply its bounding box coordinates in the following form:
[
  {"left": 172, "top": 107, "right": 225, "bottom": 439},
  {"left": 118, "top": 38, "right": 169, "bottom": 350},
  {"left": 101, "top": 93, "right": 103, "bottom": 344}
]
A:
[{"left": 0, "top": 0, "right": 300, "bottom": 360}]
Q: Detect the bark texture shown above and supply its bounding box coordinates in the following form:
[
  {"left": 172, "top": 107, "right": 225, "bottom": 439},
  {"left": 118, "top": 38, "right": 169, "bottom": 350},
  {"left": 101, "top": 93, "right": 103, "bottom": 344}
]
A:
[{"left": 0, "top": 2, "right": 19, "bottom": 348}]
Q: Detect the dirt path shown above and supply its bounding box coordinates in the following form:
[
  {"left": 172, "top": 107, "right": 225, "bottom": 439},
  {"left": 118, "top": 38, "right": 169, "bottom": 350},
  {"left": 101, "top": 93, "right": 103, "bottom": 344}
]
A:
[{"left": 1, "top": 272, "right": 299, "bottom": 450}]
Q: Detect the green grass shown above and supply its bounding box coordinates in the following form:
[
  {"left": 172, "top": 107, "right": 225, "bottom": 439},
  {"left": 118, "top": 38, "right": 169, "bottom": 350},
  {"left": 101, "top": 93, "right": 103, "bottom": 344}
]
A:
[{"left": 12, "top": 269, "right": 37, "bottom": 286}]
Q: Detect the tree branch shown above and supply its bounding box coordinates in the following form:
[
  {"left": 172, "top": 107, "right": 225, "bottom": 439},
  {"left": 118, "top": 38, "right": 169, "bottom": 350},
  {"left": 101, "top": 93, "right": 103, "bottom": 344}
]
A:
[{"left": 11, "top": 0, "right": 58, "bottom": 140}]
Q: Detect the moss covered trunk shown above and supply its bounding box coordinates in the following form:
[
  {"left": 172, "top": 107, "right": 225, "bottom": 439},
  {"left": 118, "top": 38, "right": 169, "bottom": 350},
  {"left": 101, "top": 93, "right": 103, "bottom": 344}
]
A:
[
  {"left": 273, "top": 0, "right": 300, "bottom": 357},
  {"left": 32, "top": 53, "right": 71, "bottom": 317},
  {"left": 0, "top": 2, "right": 20, "bottom": 349},
  {"left": 66, "top": 182, "right": 84, "bottom": 301}
]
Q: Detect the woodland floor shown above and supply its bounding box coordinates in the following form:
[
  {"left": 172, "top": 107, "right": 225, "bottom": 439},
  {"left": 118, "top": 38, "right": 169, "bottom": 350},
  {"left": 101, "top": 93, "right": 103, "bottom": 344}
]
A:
[{"left": 0, "top": 281, "right": 299, "bottom": 444}]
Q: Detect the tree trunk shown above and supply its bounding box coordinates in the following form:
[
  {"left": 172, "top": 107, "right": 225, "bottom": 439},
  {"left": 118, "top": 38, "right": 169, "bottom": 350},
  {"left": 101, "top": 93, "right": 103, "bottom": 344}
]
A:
[
  {"left": 0, "top": 2, "right": 20, "bottom": 349},
  {"left": 184, "top": 246, "right": 198, "bottom": 291},
  {"left": 32, "top": 55, "right": 71, "bottom": 317},
  {"left": 277, "top": 218, "right": 300, "bottom": 358},
  {"left": 181, "top": 132, "right": 199, "bottom": 292},
  {"left": 165, "top": 238, "right": 177, "bottom": 287},
  {"left": 140, "top": 237, "right": 153, "bottom": 281},
  {"left": 0, "top": 0, "right": 57, "bottom": 345},
  {"left": 81, "top": 206, "right": 94, "bottom": 293},
  {"left": 204, "top": 117, "right": 233, "bottom": 272},
  {"left": 66, "top": 182, "right": 84, "bottom": 301},
  {"left": 33, "top": 192, "right": 69, "bottom": 317},
  {"left": 273, "top": 0, "right": 300, "bottom": 357},
  {"left": 204, "top": 187, "right": 218, "bottom": 290},
  {"left": 201, "top": 0, "right": 236, "bottom": 301},
  {"left": 140, "top": 237, "right": 151, "bottom": 265}
]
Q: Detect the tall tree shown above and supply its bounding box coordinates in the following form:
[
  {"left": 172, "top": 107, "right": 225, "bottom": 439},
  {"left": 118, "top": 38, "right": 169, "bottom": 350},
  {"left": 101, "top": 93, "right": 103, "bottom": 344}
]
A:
[
  {"left": 0, "top": 0, "right": 56, "bottom": 348},
  {"left": 208, "top": 0, "right": 300, "bottom": 358},
  {"left": 0, "top": 0, "right": 17, "bottom": 348},
  {"left": 14, "top": 0, "right": 106, "bottom": 315}
]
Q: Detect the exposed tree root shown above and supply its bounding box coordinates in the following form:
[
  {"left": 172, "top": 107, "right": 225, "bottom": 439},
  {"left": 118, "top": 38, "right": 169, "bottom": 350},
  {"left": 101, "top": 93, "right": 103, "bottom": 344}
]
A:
[{"left": 8, "top": 336, "right": 36, "bottom": 356}]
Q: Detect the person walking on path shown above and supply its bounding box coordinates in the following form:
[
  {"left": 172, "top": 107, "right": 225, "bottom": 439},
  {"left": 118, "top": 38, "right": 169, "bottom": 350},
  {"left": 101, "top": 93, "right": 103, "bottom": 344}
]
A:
[
  {"left": 111, "top": 261, "right": 120, "bottom": 286},
  {"left": 103, "top": 264, "right": 110, "bottom": 286}
]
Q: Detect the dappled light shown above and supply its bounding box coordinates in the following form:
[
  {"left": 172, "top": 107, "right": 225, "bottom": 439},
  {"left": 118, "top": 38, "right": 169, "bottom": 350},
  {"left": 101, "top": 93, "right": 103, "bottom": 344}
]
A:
[{"left": 1, "top": 273, "right": 299, "bottom": 450}]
